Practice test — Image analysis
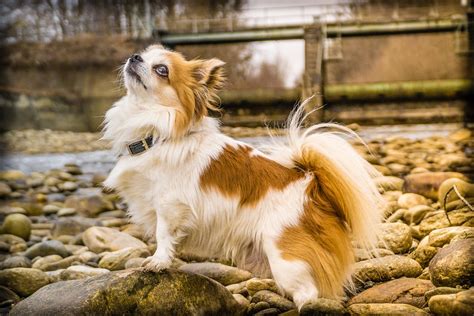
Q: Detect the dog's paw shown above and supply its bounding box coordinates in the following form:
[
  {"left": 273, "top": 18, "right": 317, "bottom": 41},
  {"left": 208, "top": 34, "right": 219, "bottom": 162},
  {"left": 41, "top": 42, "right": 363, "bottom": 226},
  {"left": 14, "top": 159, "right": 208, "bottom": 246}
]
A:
[{"left": 141, "top": 255, "right": 172, "bottom": 272}]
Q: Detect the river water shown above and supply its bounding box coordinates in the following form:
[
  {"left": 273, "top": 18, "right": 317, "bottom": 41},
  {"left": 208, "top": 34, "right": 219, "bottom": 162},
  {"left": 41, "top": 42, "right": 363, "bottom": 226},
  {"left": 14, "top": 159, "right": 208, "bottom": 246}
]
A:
[{"left": 0, "top": 123, "right": 467, "bottom": 174}]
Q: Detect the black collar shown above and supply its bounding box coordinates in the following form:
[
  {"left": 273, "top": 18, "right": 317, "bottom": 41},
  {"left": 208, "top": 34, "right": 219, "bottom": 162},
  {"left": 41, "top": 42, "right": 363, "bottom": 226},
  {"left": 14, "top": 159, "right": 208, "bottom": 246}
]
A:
[{"left": 127, "top": 136, "right": 154, "bottom": 156}]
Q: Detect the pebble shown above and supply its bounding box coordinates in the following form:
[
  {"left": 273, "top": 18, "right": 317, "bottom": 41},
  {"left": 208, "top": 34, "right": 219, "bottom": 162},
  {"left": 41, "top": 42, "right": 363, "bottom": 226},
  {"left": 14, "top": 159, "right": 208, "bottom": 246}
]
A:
[
  {"left": 0, "top": 214, "right": 32, "bottom": 241},
  {"left": 51, "top": 217, "right": 99, "bottom": 237},
  {"left": 378, "top": 222, "right": 412, "bottom": 254},
  {"left": 98, "top": 247, "right": 150, "bottom": 271},
  {"left": 25, "top": 240, "right": 69, "bottom": 259},
  {"left": 57, "top": 208, "right": 77, "bottom": 217},
  {"left": 60, "top": 265, "right": 110, "bottom": 280},
  {"left": 429, "top": 238, "right": 473, "bottom": 288},
  {"left": 64, "top": 193, "right": 114, "bottom": 217},
  {"left": 374, "top": 176, "right": 404, "bottom": 191},
  {"left": 403, "top": 205, "right": 433, "bottom": 225},
  {"left": 0, "top": 268, "right": 50, "bottom": 296},
  {"left": 424, "top": 287, "right": 464, "bottom": 301},
  {"left": 403, "top": 172, "right": 466, "bottom": 200},
  {"left": 82, "top": 226, "right": 147, "bottom": 253},
  {"left": 232, "top": 293, "right": 250, "bottom": 309},
  {"left": 42, "top": 204, "right": 61, "bottom": 215},
  {"left": 348, "top": 303, "right": 428, "bottom": 315},
  {"left": 251, "top": 290, "right": 295, "bottom": 312},
  {"left": 0, "top": 182, "right": 12, "bottom": 197},
  {"left": 300, "top": 298, "right": 346, "bottom": 315},
  {"left": 0, "top": 256, "right": 32, "bottom": 269},
  {"left": 124, "top": 257, "right": 145, "bottom": 269},
  {"left": 246, "top": 278, "right": 278, "bottom": 296},
  {"left": 398, "top": 193, "right": 429, "bottom": 209},
  {"left": 179, "top": 262, "right": 252, "bottom": 286}
]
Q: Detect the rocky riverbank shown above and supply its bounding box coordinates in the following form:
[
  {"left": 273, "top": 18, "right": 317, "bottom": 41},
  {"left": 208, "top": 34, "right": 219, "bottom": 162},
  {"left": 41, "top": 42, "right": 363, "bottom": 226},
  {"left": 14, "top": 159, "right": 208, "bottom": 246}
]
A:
[{"left": 0, "top": 128, "right": 473, "bottom": 315}]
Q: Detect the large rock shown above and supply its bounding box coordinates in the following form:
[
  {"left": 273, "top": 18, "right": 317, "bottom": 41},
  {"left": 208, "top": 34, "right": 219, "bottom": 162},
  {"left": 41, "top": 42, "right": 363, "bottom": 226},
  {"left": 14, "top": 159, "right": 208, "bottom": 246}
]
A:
[
  {"left": 10, "top": 269, "right": 244, "bottom": 315},
  {"left": 348, "top": 278, "right": 434, "bottom": 308},
  {"left": 25, "top": 240, "right": 69, "bottom": 259},
  {"left": 378, "top": 223, "right": 412, "bottom": 254},
  {"left": 82, "top": 226, "right": 146, "bottom": 253},
  {"left": 179, "top": 262, "right": 252, "bottom": 286},
  {"left": 429, "top": 238, "right": 473, "bottom": 288},
  {"left": 348, "top": 303, "right": 428, "bottom": 315},
  {"left": 403, "top": 172, "right": 467, "bottom": 200},
  {"left": 353, "top": 255, "right": 422, "bottom": 287},
  {"left": 98, "top": 247, "right": 150, "bottom": 271},
  {"left": 64, "top": 193, "right": 113, "bottom": 217},
  {"left": 0, "top": 268, "right": 50, "bottom": 296},
  {"left": 0, "top": 214, "right": 31, "bottom": 241},
  {"left": 428, "top": 288, "right": 474, "bottom": 316}
]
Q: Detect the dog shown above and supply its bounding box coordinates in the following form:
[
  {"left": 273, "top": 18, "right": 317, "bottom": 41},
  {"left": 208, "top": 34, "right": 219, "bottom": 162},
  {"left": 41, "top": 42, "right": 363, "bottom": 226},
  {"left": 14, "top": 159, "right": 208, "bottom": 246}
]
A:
[{"left": 103, "top": 44, "right": 383, "bottom": 309}]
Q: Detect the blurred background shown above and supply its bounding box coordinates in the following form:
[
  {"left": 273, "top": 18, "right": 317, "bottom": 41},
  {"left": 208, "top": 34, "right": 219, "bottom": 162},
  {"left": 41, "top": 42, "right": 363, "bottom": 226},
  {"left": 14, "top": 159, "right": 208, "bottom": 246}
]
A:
[{"left": 0, "top": 0, "right": 473, "bottom": 160}]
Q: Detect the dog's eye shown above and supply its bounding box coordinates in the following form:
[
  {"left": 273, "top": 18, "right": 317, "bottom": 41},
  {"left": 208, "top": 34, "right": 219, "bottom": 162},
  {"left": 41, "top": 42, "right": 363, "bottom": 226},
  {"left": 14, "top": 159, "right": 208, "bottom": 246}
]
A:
[{"left": 154, "top": 64, "right": 168, "bottom": 77}]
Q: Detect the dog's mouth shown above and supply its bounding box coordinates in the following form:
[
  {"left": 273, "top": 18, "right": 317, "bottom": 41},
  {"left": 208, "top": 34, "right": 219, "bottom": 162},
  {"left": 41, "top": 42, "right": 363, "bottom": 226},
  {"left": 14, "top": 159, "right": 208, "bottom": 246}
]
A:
[{"left": 126, "top": 65, "right": 147, "bottom": 90}]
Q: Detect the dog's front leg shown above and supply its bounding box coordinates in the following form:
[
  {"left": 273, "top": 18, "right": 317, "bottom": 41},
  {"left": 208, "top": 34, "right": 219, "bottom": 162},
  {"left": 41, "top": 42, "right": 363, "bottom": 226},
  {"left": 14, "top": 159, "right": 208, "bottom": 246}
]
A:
[{"left": 142, "top": 202, "right": 190, "bottom": 272}]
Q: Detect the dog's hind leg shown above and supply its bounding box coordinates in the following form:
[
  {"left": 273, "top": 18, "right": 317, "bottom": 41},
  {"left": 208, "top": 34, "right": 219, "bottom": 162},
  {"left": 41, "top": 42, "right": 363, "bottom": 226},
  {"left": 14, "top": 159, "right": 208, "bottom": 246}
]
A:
[{"left": 263, "top": 239, "right": 319, "bottom": 310}]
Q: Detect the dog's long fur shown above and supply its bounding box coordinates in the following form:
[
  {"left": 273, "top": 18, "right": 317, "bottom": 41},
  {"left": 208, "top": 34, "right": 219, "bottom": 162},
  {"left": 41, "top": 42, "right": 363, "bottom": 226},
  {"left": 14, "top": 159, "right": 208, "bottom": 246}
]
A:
[{"left": 103, "top": 45, "right": 383, "bottom": 308}]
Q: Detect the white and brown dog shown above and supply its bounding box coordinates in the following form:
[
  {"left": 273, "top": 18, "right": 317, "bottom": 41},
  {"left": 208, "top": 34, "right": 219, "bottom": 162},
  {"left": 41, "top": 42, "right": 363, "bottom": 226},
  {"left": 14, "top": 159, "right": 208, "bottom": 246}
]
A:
[{"left": 103, "top": 45, "right": 383, "bottom": 309}]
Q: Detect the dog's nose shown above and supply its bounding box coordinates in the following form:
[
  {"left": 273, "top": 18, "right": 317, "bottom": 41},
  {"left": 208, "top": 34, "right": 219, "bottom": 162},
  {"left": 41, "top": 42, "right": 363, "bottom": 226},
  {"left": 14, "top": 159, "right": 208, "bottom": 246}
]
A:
[{"left": 130, "top": 54, "right": 143, "bottom": 63}]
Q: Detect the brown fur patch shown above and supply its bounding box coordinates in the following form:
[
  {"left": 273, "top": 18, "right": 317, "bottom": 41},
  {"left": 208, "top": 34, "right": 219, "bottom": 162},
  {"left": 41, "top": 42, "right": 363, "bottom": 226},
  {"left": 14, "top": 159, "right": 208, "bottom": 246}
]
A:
[
  {"left": 165, "top": 51, "right": 225, "bottom": 138},
  {"left": 277, "top": 149, "right": 355, "bottom": 299},
  {"left": 200, "top": 144, "right": 304, "bottom": 207}
]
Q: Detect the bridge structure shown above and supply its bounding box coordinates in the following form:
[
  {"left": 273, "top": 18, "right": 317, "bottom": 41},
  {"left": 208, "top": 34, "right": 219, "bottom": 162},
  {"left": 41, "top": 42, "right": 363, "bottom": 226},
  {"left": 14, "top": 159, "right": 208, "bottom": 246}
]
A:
[{"left": 153, "top": 1, "right": 473, "bottom": 123}]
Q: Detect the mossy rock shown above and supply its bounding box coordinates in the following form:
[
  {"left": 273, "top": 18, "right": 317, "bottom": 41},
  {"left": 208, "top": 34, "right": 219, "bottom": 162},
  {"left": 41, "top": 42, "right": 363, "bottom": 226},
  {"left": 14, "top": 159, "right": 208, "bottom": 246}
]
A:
[{"left": 10, "top": 268, "right": 245, "bottom": 315}]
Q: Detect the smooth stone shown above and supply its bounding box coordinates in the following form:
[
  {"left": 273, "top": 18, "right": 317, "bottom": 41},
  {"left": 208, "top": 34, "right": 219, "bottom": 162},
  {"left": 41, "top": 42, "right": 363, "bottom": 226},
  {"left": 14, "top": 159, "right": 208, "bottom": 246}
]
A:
[
  {"left": 0, "top": 285, "right": 20, "bottom": 308},
  {"left": 60, "top": 265, "right": 110, "bottom": 280},
  {"left": 378, "top": 222, "right": 412, "bottom": 254},
  {"left": 42, "top": 204, "right": 61, "bottom": 215},
  {"left": 45, "top": 269, "right": 65, "bottom": 283},
  {"left": 57, "top": 208, "right": 76, "bottom": 217},
  {"left": 52, "top": 217, "right": 99, "bottom": 237},
  {"left": 82, "top": 227, "right": 147, "bottom": 253},
  {"left": 179, "top": 262, "right": 252, "bottom": 286},
  {"left": 425, "top": 287, "right": 464, "bottom": 301},
  {"left": 31, "top": 255, "right": 63, "bottom": 270},
  {"left": 374, "top": 176, "right": 404, "bottom": 191},
  {"left": 0, "top": 206, "right": 27, "bottom": 216},
  {"left": 0, "top": 256, "right": 31, "bottom": 269},
  {"left": 226, "top": 280, "right": 248, "bottom": 295},
  {"left": 348, "top": 278, "right": 434, "bottom": 308},
  {"left": 60, "top": 181, "right": 78, "bottom": 192},
  {"left": 0, "top": 170, "right": 25, "bottom": 181},
  {"left": 354, "top": 248, "right": 394, "bottom": 262},
  {"left": 64, "top": 193, "right": 113, "bottom": 217},
  {"left": 348, "top": 303, "right": 428, "bottom": 315},
  {"left": 10, "top": 269, "right": 244, "bottom": 315},
  {"left": 249, "top": 301, "right": 271, "bottom": 314},
  {"left": 429, "top": 238, "right": 473, "bottom": 288},
  {"left": 300, "top": 298, "right": 347, "bottom": 315},
  {"left": 428, "top": 288, "right": 474, "bottom": 316},
  {"left": 251, "top": 290, "right": 296, "bottom": 312},
  {"left": 438, "top": 178, "right": 474, "bottom": 205},
  {"left": 385, "top": 208, "right": 406, "bottom": 223},
  {"left": 353, "top": 255, "right": 423, "bottom": 287},
  {"left": 398, "top": 193, "right": 429, "bottom": 209},
  {"left": 403, "top": 205, "right": 434, "bottom": 225},
  {"left": 98, "top": 247, "right": 150, "bottom": 271},
  {"left": 0, "top": 182, "right": 12, "bottom": 197},
  {"left": 98, "top": 210, "right": 127, "bottom": 218},
  {"left": 0, "top": 268, "right": 50, "bottom": 296},
  {"left": 254, "top": 308, "right": 279, "bottom": 316},
  {"left": 40, "top": 255, "right": 81, "bottom": 272},
  {"left": 232, "top": 293, "right": 250, "bottom": 309},
  {"left": 403, "top": 172, "right": 467, "bottom": 200},
  {"left": 25, "top": 240, "right": 69, "bottom": 259},
  {"left": 0, "top": 214, "right": 31, "bottom": 241},
  {"left": 124, "top": 257, "right": 146, "bottom": 269},
  {"left": 448, "top": 128, "right": 472, "bottom": 142},
  {"left": 246, "top": 278, "right": 278, "bottom": 296}
]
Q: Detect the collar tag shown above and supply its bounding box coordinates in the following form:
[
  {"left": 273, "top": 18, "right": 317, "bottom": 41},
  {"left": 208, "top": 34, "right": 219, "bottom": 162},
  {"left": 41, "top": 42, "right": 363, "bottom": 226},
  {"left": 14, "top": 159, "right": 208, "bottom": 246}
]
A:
[{"left": 127, "top": 136, "right": 154, "bottom": 156}]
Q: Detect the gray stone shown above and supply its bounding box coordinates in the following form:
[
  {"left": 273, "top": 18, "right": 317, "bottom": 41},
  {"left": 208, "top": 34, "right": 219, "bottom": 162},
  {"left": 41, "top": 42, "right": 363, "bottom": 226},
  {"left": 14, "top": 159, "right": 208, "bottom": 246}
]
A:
[
  {"left": 0, "top": 256, "right": 31, "bottom": 269},
  {"left": 0, "top": 268, "right": 50, "bottom": 296},
  {"left": 429, "top": 238, "right": 473, "bottom": 288},
  {"left": 428, "top": 288, "right": 474, "bottom": 316},
  {"left": 51, "top": 216, "right": 99, "bottom": 237},
  {"left": 64, "top": 193, "right": 113, "bottom": 217},
  {"left": 25, "top": 240, "right": 69, "bottom": 259},
  {"left": 0, "top": 285, "right": 20, "bottom": 308},
  {"left": 179, "top": 262, "right": 252, "bottom": 286},
  {"left": 10, "top": 269, "right": 244, "bottom": 315}
]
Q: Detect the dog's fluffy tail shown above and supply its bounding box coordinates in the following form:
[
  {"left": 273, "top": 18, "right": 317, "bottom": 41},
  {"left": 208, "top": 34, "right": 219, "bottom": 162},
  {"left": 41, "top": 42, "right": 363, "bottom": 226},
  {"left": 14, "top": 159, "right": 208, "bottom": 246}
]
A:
[{"left": 265, "top": 101, "right": 384, "bottom": 252}]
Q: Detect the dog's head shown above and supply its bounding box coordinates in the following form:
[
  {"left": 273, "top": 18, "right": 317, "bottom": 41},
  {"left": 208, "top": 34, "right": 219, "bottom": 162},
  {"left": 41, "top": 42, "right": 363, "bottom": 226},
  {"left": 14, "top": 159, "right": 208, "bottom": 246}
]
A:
[{"left": 123, "top": 44, "right": 225, "bottom": 138}]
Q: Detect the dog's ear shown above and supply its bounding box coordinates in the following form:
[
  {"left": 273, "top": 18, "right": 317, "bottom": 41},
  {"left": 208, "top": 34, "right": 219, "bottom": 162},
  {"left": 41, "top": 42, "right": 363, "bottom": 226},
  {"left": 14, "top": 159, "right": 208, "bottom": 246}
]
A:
[{"left": 193, "top": 58, "right": 226, "bottom": 92}]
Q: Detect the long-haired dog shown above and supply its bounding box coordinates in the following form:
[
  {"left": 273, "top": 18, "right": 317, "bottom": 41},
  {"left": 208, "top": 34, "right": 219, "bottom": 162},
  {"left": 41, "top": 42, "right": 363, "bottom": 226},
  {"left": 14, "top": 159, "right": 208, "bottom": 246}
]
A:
[{"left": 103, "top": 45, "right": 383, "bottom": 309}]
